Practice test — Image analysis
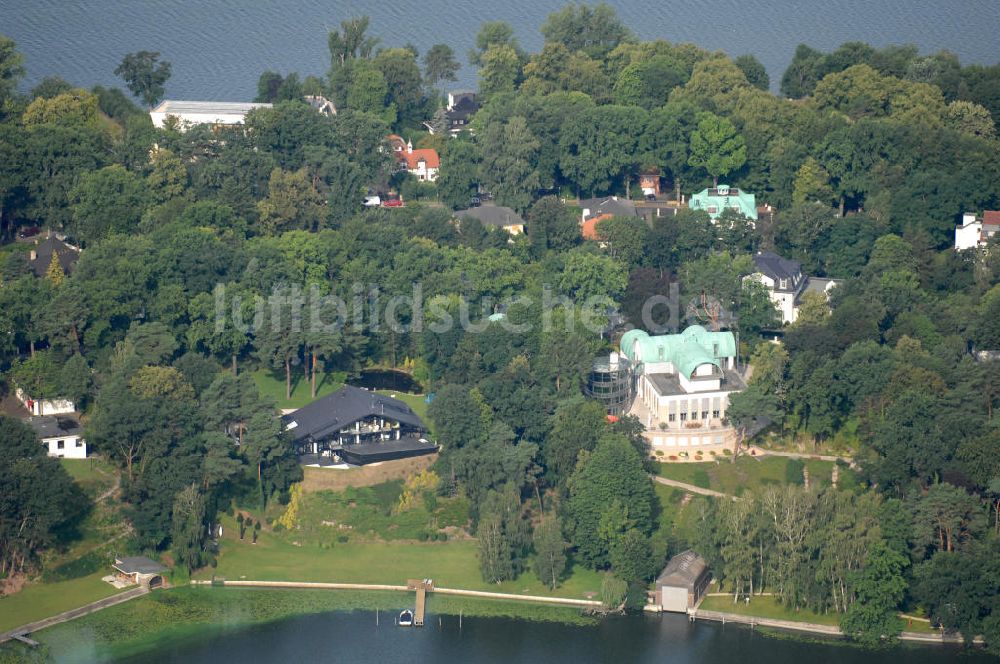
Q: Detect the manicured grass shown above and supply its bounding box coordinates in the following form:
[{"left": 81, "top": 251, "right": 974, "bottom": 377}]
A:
[
  {"left": 252, "top": 368, "right": 346, "bottom": 410},
  {"left": 0, "top": 571, "right": 124, "bottom": 632},
  {"left": 196, "top": 512, "right": 601, "bottom": 600},
  {"left": 656, "top": 456, "right": 848, "bottom": 495},
  {"left": 699, "top": 594, "right": 841, "bottom": 627}
]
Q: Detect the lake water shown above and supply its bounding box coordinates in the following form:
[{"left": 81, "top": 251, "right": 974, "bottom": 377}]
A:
[
  {"left": 3, "top": 0, "right": 999, "bottom": 100},
  {"left": 108, "top": 609, "right": 992, "bottom": 664}
]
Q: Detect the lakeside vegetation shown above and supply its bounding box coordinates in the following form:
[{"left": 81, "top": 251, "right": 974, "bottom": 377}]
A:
[
  {"left": 0, "top": 0, "right": 999, "bottom": 655},
  {"left": 0, "top": 586, "right": 596, "bottom": 662}
]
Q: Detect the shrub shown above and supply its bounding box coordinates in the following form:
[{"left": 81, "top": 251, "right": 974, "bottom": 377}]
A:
[
  {"left": 42, "top": 550, "right": 107, "bottom": 583},
  {"left": 436, "top": 532, "right": 448, "bottom": 541},
  {"left": 722, "top": 448, "right": 732, "bottom": 456},
  {"left": 337, "top": 535, "right": 349, "bottom": 544},
  {"left": 417, "top": 530, "right": 430, "bottom": 542}
]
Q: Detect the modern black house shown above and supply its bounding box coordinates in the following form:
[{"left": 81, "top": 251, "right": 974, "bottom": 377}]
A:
[
  {"left": 445, "top": 91, "right": 479, "bottom": 135},
  {"left": 282, "top": 386, "right": 437, "bottom": 465}
]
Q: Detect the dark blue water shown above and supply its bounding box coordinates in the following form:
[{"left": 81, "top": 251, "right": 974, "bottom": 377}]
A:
[
  {"left": 3, "top": 0, "right": 999, "bottom": 100},
  {"left": 106, "top": 610, "right": 992, "bottom": 664}
]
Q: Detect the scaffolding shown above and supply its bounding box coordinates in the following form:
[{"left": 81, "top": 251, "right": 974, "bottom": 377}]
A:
[{"left": 585, "top": 352, "right": 635, "bottom": 415}]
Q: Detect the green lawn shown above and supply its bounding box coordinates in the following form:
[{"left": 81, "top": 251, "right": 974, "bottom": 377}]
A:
[
  {"left": 252, "top": 368, "right": 346, "bottom": 410},
  {"left": 656, "top": 456, "right": 855, "bottom": 496},
  {"left": 60, "top": 457, "right": 117, "bottom": 499},
  {"left": 699, "top": 594, "right": 841, "bottom": 627},
  {"left": 252, "top": 369, "right": 431, "bottom": 421},
  {"left": 196, "top": 512, "right": 601, "bottom": 600},
  {"left": 0, "top": 571, "right": 124, "bottom": 632}
]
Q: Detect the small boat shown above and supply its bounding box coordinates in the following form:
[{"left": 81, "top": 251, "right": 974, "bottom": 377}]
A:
[{"left": 398, "top": 609, "right": 413, "bottom": 626}]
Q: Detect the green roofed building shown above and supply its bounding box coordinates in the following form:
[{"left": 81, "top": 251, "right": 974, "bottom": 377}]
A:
[
  {"left": 619, "top": 326, "right": 744, "bottom": 455},
  {"left": 689, "top": 184, "right": 757, "bottom": 221}
]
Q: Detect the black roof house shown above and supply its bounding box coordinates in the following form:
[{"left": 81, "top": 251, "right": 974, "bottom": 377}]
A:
[
  {"left": 454, "top": 205, "right": 526, "bottom": 229},
  {"left": 752, "top": 251, "right": 804, "bottom": 293},
  {"left": 579, "top": 196, "right": 638, "bottom": 221},
  {"left": 28, "top": 415, "right": 83, "bottom": 439},
  {"left": 283, "top": 386, "right": 435, "bottom": 465},
  {"left": 28, "top": 234, "right": 80, "bottom": 278},
  {"left": 445, "top": 91, "right": 479, "bottom": 130}
]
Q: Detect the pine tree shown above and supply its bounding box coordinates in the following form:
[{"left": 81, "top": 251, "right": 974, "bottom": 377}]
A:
[{"left": 45, "top": 253, "right": 64, "bottom": 286}]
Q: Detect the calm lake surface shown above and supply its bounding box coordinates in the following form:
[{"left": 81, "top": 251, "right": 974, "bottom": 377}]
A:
[
  {"left": 4, "top": 0, "right": 1000, "bottom": 99},
  {"left": 101, "top": 609, "right": 993, "bottom": 664}
]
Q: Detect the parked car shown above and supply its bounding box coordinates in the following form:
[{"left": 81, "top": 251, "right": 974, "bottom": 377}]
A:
[
  {"left": 17, "top": 226, "right": 40, "bottom": 239},
  {"left": 469, "top": 197, "right": 481, "bottom": 207},
  {"left": 645, "top": 193, "right": 657, "bottom": 201},
  {"left": 381, "top": 198, "right": 403, "bottom": 208},
  {"left": 363, "top": 195, "right": 381, "bottom": 207}
]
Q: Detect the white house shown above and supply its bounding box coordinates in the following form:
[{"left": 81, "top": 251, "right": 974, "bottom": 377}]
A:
[
  {"left": 15, "top": 386, "right": 75, "bottom": 417},
  {"left": 955, "top": 212, "right": 1000, "bottom": 251},
  {"left": 620, "top": 326, "right": 745, "bottom": 454},
  {"left": 747, "top": 251, "right": 840, "bottom": 325},
  {"left": 149, "top": 100, "right": 272, "bottom": 130},
  {"left": 387, "top": 135, "right": 439, "bottom": 182},
  {"left": 748, "top": 251, "right": 805, "bottom": 324},
  {"left": 28, "top": 415, "right": 86, "bottom": 458}
]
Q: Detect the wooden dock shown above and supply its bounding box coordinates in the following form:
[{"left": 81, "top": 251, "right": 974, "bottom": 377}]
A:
[{"left": 406, "top": 579, "right": 434, "bottom": 626}]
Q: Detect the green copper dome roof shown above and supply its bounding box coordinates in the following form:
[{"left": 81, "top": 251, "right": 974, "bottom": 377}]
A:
[{"left": 620, "top": 326, "right": 736, "bottom": 378}]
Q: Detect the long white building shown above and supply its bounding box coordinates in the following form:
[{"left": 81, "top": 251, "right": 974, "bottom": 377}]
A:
[{"left": 149, "top": 100, "right": 272, "bottom": 130}]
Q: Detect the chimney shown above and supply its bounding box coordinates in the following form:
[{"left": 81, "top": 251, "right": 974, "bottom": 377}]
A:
[
  {"left": 30, "top": 249, "right": 37, "bottom": 261},
  {"left": 406, "top": 139, "right": 413, "bottom": 154}
]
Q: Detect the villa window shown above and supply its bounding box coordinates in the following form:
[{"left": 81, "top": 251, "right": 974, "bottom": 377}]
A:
[
  {"left": 701, "top": 411, "right": 709, "bottom": 419},
  {"left": 779, "top": 279, "right": 788, "bottom": 289},
  {"left": 707, "top": 206, "right": 718, "bottom": 214},
  {"left": 712, "top": 409, "right": 720, "bottom": 418},
  {"left": 57, "top": 440, "right": 65, "bottom": 449},
  {"left": 668, "top": 414, "right": 676, "bottom": 422},
  {"left": 679, "top": 412, "right": 687, "bottom": 421}
]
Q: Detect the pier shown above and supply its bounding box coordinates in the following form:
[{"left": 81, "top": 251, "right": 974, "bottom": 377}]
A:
[{"left": 407, "top": 579, "right": 434, "bottom": 626}]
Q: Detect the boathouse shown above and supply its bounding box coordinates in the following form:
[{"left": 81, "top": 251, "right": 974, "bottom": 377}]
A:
[
  {"left": 112, "top": 556, "right": 167, "bottom": 589},
  {"left": 655, "top": 550, "right": 711, "bottom": 612}
]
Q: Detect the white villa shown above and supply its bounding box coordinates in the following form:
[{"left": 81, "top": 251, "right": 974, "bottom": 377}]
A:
[
  {"left": 746, "top": 251, "right": 840, "bottom": 325},
  {"left": 28, "top": 415, "right": 87, "bottom": 458},
  {"left": 620, "top": 326, "right": 745, "bottom": 454},
  {"left": 149, "top": 100, "right": 272, "bottom": 130},
  {"left": 955, "top": 211, "right": 1000, "bottom": 251}
]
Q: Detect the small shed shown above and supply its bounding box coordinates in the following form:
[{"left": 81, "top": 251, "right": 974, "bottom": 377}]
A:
[
  {"left": 655, "top": 550, "right": 711, "bottom": 612},
  {"left": 113, "top": 556, "right": 168, "bottom": 589}
]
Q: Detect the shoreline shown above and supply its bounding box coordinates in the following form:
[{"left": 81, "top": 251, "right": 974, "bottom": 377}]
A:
[
  {"left": 188, "top": 578, "right": 603, "bottom": 609},
  {"left": 688, "top": 608, "right": 985, "bottom": 646},
  {"left": 1, "top": 580, "right": 986, "bottom": 659}
]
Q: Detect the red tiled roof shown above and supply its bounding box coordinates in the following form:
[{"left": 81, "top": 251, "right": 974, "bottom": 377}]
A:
[
  {"left": 401, "top": 148, "right": 439, "bottom": 170},
  {"left": 983, "top": 210, "right": 1000, "bottom": 228},
  {"left": 582, "top": 213, "right": 613, "bottom": 240}
]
